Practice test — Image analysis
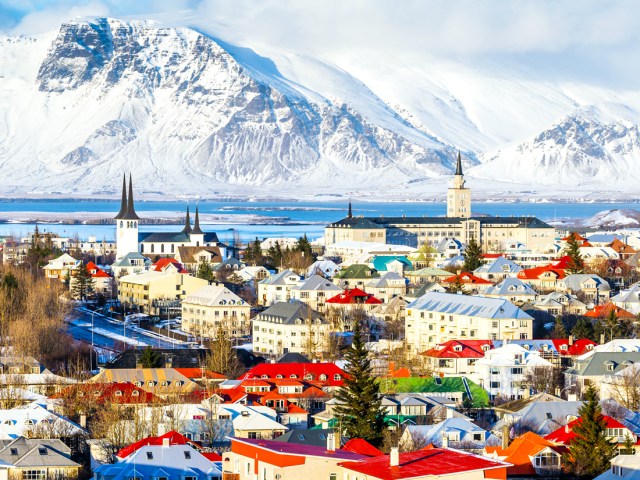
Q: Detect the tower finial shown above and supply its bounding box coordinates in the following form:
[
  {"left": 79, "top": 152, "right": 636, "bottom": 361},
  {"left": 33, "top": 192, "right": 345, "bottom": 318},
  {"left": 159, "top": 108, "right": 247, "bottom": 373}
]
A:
[
  {"left": 115, "top": 173, "right": 128, "bottom": 219},
  {"left": 192, "top": 205, "right": 203, "bottom": 235},
  {"left": 455, "top": 151, "right": 463, "bottom": 176},
  {"left": 348, "top": 200, "right": 353, "bottom": 219},
  {"left": 183, "top": 206, "right": 192, "bottom": 234}
]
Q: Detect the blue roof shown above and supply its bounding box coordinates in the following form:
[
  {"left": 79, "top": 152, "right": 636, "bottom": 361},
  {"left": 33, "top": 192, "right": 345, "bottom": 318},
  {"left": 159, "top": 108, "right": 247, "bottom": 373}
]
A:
[
  {"left": 407, "top": 292, "right": 532, "bottom": 320},
  {"left": 371, "top": 255, "right": 413, "bottom": 272}
]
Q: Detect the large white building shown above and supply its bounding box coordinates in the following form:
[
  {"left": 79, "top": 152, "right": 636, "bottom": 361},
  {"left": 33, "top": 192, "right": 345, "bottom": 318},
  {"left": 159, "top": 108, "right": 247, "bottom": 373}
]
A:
[
  {"left": 324, "top": 155, "right": 556, "bottom": 250},
  {"left": 405, "top": 292, "right": 533, "bottom": 353}
]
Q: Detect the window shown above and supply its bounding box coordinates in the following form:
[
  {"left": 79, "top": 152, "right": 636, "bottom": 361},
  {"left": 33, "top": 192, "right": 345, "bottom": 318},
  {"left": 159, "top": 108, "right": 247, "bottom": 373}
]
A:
[
  {"left": 334, "top": 374, "right": 341, "bottom": 381},
  {"left": 490, "top": 382, "right": 500, "bottom": 388},
  {"left": 511, "top": 367, "right": 523, "bottom": 375},
  {"left": 473, "top": 433, "right": 483, "bottom": 441},
  {"left": 23, "top": 471, "right": 46, "bottom": 480},
  {"left": 9, "top": 448, "right": 17, "bottom": 455},
  {"left": 147, "top": 451, "right": 153, "bottom": 460},
  {"left": 183, "top": 451, "right": 191, "bottom": 459}
]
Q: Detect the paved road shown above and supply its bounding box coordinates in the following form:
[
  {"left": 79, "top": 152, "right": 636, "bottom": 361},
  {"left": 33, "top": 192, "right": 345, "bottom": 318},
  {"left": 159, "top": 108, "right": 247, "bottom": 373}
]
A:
[{"left": 66, "top": 308, "right": 196, "bottom": 352}]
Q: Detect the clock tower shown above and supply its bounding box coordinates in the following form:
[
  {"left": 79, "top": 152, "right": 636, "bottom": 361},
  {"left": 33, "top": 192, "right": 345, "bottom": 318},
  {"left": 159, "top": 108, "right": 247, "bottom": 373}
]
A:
[{"left": 447, "top": 152, "right": 471, "bottom": 218}]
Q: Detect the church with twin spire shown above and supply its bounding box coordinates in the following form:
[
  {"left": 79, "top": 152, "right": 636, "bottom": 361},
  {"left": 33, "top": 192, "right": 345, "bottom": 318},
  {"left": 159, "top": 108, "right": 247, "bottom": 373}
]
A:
[{"left": 114, "top": 174, "right": 225, "bottom": 260}]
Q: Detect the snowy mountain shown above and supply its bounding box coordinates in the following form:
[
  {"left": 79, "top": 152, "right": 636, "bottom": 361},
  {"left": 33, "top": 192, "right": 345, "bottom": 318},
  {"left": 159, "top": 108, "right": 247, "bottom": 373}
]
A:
[{"left": 0, "top": 17, "right": 639, "bottom": 198}]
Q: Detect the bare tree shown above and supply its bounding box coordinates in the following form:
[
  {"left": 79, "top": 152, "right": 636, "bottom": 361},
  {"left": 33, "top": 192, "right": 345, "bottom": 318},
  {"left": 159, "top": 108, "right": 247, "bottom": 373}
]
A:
[
  {"left": 521, "top": 366, "right": 558, "bottom": 395},
  {"left": 608, "top": 366, "right": 640, "bottom": 411}
]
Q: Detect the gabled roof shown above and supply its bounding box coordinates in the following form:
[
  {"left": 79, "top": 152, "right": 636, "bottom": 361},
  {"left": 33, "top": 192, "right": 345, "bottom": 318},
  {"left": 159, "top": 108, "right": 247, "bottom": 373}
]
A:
[
  {"left": 484, "top": 277, "right": 537, "bottom": 296},
  {"left": 240, "top": 363, "right": 346, "bottom": 387},
  {"left": 290, "top": 275, "right": 342, "bottom": 293},
  {"left": 339, "top": 446, "right": 509, "bottom": 479},
  {"left": 184, "top": 285, "right": 247, "bottom": 308},
  {"left": 371, "top": 255, "right": 413, "bottom": 272},
  {"left": 551, "top": 339, "right": 597, "bottom": 356},
  {"left": 231, "top": 437, "right": 365, "bottom": 462},
  {"left": 152, "top": 257, "right": 188, "bottom": 273},
  {"left": 259, "top": 269, "right": 301, "bottom": 286},
  {"left": 341, "top": 438, "right": 384, "bottom": 457},
  {"left": 333, "top": 264, "right": 380, "bottom": 280},
  {"left": 485, "top": 431, "right": 564, "bottom": 476},
  {"left": 422, "top": 340, "right": 492, "bottom": 359},
  {"left": 442, "top": 272, "right": 493, "bottom": 285},
  {"left": 562, "top": 273, "right": 611, "bottom": 291},
  {"left": 326, "top": 288, "right": 382, "bottom": 305},
  {"left": 116, "top": 431, "right": 192, "bottom": 459},
  {"left": 407, "top": 267, "right": 452, "bottom": 278},
  {"left": 407, "top": 292, "right": 532, "bottom": 320},
  {"left": 474, "top": 256, "right": 523, "bottom": 274},
  {"left": 256, "top": 301, "right": 326, "bottom": 325},
  {"left": 365, "top": 271, "right": 407, "bottom": 289},
  {"left": 85, "top": 261, "right": 111, "bottom": 278},
  {"left": 545, "top": 416, "right": 628, "bottom": 445},
  {"left": 518, "top": 265, "right": 566, "bottom": 280},
  {"left": 584, "top": 303, "right": 635, "bottom": 319}
]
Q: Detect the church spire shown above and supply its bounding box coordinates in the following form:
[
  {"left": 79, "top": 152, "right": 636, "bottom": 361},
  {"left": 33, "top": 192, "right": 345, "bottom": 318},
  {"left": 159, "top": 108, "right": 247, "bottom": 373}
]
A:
[
  {"left": 182, "top": 206, "right": 192, "bottom": 234},
  {"left": 455, "top": 151, "right": 463, "bottom": 176},
  {"left": 115, "top": 173, "right": 128, "bottom": 219},
  {"left": 124, "top": 174, "right": 140, "bottom": 220},
  {"left": 348, "top": 200, "right": 353, "bottom": 219},
  {"left": 191, "top": 206, "right": 203, "bottom": 235}
]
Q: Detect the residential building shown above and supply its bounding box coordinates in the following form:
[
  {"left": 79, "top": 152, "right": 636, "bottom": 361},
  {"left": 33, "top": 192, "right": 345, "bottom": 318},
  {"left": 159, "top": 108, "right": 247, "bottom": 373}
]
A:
[
  {"left": 532, "top": 292, "right": 587, "bottom": 316},
  {"left": 257, "top": 270, "right": 301, "bottom": 306},
  {"left": 289, "top": 275, "right": 342, "bottom": 312},
  {"left": 405, "top": 292, "right": 533, "bottom": 352},
  {"left": 492, "top": 401, "right": 582, "bottom": 436},
  {"left": 399, "top": 418, "right": 497, "bottom": 450},
  {"left": 474, "top": 256, "right": 523, "bottom": 282},
  {"left": 364, "top": 271, "right": 407, "bottom": 303},
  {"left": 117, "top": 271, "right": 208, "bottom": 314},
  {"left": 222, "top": 437, "right": 365, "bottom": 480},
  {"left": 43, "top": 253, "right": 80, "bottom": 281},
  {"left": 175, "top": 245, "right": 222, "bottom": 271},
  {"left": 612, "top": 283, "right": 640, "bottom": 315},
  {"left": 483, "top": 277, "right": 538, "bottom": 305},
  {"left": 517, "top": 265, "right": 566, "bottom": 291},
  {"left": 441, "top": 272, "right": 494, "bottom": 294},
  {"left": 89, "top": 368, "right": 199, "bottom": 397},
  {"left": 94, "top": 441, "right": 222, "bottom": 480},
  {"left": 422, "top": 340, "right": 492, "bottom": 382},
  {"left": 0, "top": 403, "right": 86, "bottom": 440},
  {"left": 251, "top": 301, "right": 330, "bottom": 356},
  {"left": 181, "top": 284, "right": 251, "bottom": 340},
  {"left": 406, "top": 266, "right": 452, "bottom": 285},
  {"left": 338, "top": 445, "right": 510, "bottom": 480},
  {"left": 475, "top": 344, "right": 553, "bottom": 401},
  {"left": 370, "top": 255, "right": 413, "bottom": 274},
  {"left": 484, "top": 432, "right": 566, "bottom": 478},
  {"left": 111, "top": 252, "right": 152, "bottom": 279},
  {"left": 0, "top": 437, "right": 80, "bottom": 480},
  {"left": 565, "top": 351, "right": 640, "bottom": 395},
  {"left": 558, "top": 273, "right": 611, "bottom": 304},
  {"left": 306, "top": 259, "right": 341, "bottom": 278},
  {"left": 332, "top": 264, "right": 379, "bottom": 289},
  {"left": 239, "top": 363, "right": 346, "bottom": 390},
  {"left": 594, "top": 452, "right": 640, "bottom": 479}
]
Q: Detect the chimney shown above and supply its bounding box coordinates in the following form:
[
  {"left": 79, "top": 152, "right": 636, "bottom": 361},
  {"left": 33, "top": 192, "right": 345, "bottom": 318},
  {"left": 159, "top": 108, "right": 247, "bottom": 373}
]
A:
[
  {"left": 79, "top": 414, "right": 87, "bottom": 429},
  {"left": 442, "top": 435, "right": 449, "bottom": 449},
  {"left": 166, "top": 355, "right": 173, "bottom": 368},
  {"left": 327, "top": 432, "right": 336, "bottom": 452},
  {"left": 390, "top": 447, "right": 399, "bottom": 467},
  {"left": 600, "top": 333, "right": 605, "bottom": 344},
  {"left": 565, "top": 424, "right": 570, "bottom": 434},
  {"left": 569, "top": 335, "right": 574, "bottom": 346},
  {"left": 162, "top": 437, "right": 170, "bottom": 448},
  {"left": 502, "top": 424, "right": 510, "bottom": 450},
  {"left": 446, "top": 407, "right": 454, "bottom": 419}
]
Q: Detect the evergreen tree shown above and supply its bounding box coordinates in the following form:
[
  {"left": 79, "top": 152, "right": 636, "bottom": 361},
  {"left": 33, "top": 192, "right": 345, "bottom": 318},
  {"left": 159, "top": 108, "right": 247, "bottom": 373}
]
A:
[
  {"left": 71, "top": 262, "right": 95, "bottom": 301},
  {"left": 333, "top": 320, "right": 385, "bottom": 446},
  {"left": 564, "top": 232, "right": 585, "bottom": 274},
  {"left": 139, "top": 346, "right": 163, "bottom": 368},
  {"left": 295, "top": 234, "right": 313, "bottom": 258},
  {"left": 462, "top": 237, "right": 486, "bottom": 272},
  {"left": 244, "top": 238, "right": 262, "bottom": 266},
  {"left": 196, "top": 261, "right": 215, "bottom": 283},
  {"left": 564, "top": 384, "right": 617, "bottom": 478},
  {"left": 549, "top": 317, "right": 567, "bottom": 339},
  {"left": 571, "top": 318, "right": 595, "bottom": 341}
]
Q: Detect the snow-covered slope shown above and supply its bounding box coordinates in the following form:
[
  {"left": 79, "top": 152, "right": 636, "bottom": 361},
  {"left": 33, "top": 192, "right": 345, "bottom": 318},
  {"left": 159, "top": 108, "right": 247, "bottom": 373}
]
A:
[{"left": 1, "top": 17, "right": 640, "bottom": 198}]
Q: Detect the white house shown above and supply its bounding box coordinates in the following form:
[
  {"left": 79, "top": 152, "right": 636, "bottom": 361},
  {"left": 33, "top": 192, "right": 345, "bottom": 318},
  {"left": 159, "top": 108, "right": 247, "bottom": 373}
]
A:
[
  {"left": 483, "top": 277, "right": 538, "bottom": 305},
  {"left": 257, "top": 270, "right": 302, "bottom": 306},
  {"left": 475, "top": 344, "right": 552, "bottom": 401},
  {"left": 289, "top": 275, "right": 342, "bottom": 312},
  {"left": 474, "top": 257, "right": 523, "bottom": 282}
]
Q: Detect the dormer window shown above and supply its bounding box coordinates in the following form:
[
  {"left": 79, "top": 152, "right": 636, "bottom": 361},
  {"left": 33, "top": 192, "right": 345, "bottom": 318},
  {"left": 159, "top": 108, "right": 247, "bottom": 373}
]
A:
[
  {"left": 453, "top": 345, "right": 462, "bottom": 352},
  {"left": 115, "top": 390, "right": 123, "bottom": 397},
  {"left": 606, "top": 362, "right": 615, "bottom": 371}
]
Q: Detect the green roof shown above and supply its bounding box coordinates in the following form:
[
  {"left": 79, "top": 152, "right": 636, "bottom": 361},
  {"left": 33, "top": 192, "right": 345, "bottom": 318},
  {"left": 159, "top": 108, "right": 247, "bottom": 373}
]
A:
[
  {"left": 334, "top": 264, "right": 380, "bottom": 280},
  {"left": 378, "top": 376, "right": 489, "bottom": 407}
]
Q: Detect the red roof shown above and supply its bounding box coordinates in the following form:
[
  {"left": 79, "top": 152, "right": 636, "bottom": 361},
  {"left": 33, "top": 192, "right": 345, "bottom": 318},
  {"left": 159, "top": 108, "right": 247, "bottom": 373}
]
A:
[
  {"left": 552, "top": 256, "right": 573, "bottom": 269},
  {"left": 326, "top": 288, "right": 382, "bottom": 305},
  {"left": 562, "top": 232, "right": 587, "bottom": 242},
  {"left": 442, "top": 272, "right": 493, "bottom": 285},
  {"left": 116, "top": 431, "right": 192, "bottom": 459},
  {"left": 339, "top": 447, "right": 508, "bottom": 479},
  {"left": 518, "top": 265, "right": 566, "bottom": 280},
  {"left": 53, "top": 382, "right": 159, "bottom": 405},
  {"left": 341, "top": 439, "right": 384, "bottom": 457},
  {"left": 545, "top": 416, "right": 628, "bottom": 445},
  {"left": 231, "top": 437, "right": 366, "bottom": 462},
  {"left": 153, "top": 257, "right": 188, "bottom": 273},
  {"left": 202, "top": 452, "right": 222, "bottom": 461},
  {"left": 481, "top": 253, "right": 507, "bottom": 259},
  {"left": 584, "top": 303, "right": 636, "bottom": 319},
  {"left": 551, "top": 338, "right": 597, "bottom": 356},
  {"left": 85, "top": 261, "right": 111, "bottom": 278},
  {"left": 239, "top": 363, "right": 347, "bottom": 387},
  {"left": 422, "top": 340, "right": 493, "bottom": 359}
]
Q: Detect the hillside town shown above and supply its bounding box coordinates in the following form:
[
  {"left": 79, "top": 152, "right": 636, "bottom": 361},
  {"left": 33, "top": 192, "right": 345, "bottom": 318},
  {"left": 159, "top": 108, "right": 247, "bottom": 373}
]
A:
[{"left": 2, "top": 159, "right": 640, "bottom": 479}]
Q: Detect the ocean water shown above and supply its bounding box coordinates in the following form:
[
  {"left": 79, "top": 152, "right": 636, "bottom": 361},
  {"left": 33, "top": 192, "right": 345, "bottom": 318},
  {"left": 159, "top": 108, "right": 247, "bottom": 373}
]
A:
[{"left": 0, "top": 199, "right": 636, "bottom": 243}]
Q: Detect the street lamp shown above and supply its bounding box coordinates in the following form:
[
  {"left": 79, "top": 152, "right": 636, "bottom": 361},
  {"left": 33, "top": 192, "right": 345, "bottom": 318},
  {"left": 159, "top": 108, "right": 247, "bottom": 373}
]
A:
[{"left": 90, "top": 311, "right": 95, "bottom": 373}]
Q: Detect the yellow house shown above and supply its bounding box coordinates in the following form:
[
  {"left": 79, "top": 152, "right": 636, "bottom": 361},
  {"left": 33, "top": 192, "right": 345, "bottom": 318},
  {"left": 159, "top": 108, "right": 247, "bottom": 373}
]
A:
[{"left": 117, "top": 271, "right": 208, "bottom": 314}]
